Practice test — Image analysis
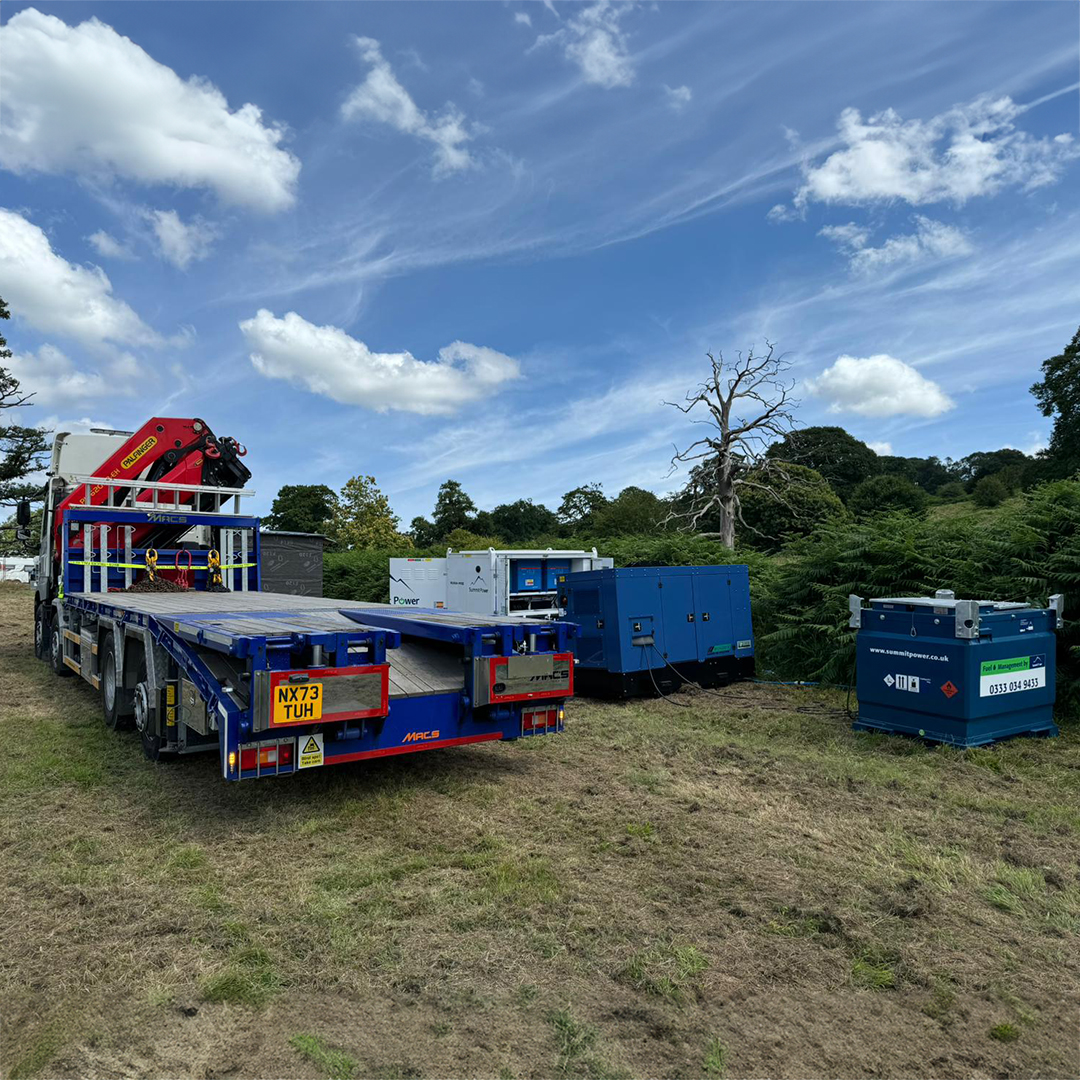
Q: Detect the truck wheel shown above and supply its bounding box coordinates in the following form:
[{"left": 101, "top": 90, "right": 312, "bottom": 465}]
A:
[
  {"left": 101, "top": 637, "right": 134, "bottom": 731},
  {"left": 48, "top": 613, "right": 72, "bottom": 677},
  {"left": 34, "top": 605, "right": 47, "bottom": 661},
  {"left": 133, "top": 677, "right": 173, "bottom": 762}
]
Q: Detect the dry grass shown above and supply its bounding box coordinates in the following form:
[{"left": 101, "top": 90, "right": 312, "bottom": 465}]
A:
[{"left": 1, "top": 582, "right": 1078, "bottom": 1078}]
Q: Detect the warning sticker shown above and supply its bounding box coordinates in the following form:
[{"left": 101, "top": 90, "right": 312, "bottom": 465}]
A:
[
  {"left": 940, "top": 680, "right": 959, "bottom": 699},
  {"left": 298, "top": 733, "right": 324, "bottom": 769},
  {"left": 979, "top": 655, "right": 1046, "bottom": 698}
]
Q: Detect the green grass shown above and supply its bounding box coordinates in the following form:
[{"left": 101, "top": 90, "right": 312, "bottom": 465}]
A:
[
  {"left": 620, "top": 941, "right": 708, "bottom": 1003},
  {"left": 546, "top": 1006, "right": 626, "bottom": 1078},
  {"left": 850, "top": 947, "right": 898, "bottom": 990},
  {"left": 290, "top": 1033, "right": 359, "bottom": 1079},
  {"left": 3, "top": 583, "right": 1079, "bottom": 1079},
  {"left": 921, "top": 985, "right": 957, "bottom": 1024},
  {"left": 8, "top": 1024, "right": 66, "bottom": 1080},
  {"left": 990, "top": 1023, "right": 1020, "bottom": 1043},
  {"left": 200, "top": 945, "right": 281, "bottom": 1006},
  {"left": 703, "top": 1037, "right": 728, "bottom": 1078}
]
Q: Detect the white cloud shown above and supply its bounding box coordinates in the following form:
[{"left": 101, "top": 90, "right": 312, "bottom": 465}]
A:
[
  {"left": 0, "top": 208, "right": 158, "bottom": 347},
  {"left": 805, "top": 354, "right": 955, "bottom": 418},
  {"left": 867, "top": 441, "right": 893, "bottom": 456},
  {"left": 515, "top": 12, "right": 533, "bottom": 27},
  {"left": 239, "top": 309, "right": 521, "bottom": 415},
  {"left": 144, "top": 209, "right": 218, "bottom": 269},
  {"left": 341, "top": 37, "right": 474, "bottom": 176},
  {"left": 5, "top": 343, "right": 113, "bottom": 408},
  {"left": 790, "top": 95, "right": 1077, "bottom": 211},
  {"left": 537, "top": 1, "right": 635, "bottom": 89},
  {"left": 820, "top": 216, "right": 972, "bottom": 273},
  {"left": 86, "top": 229, "right": 134, "bottom": 260},
  {"left": 663, "top": 84, "right": 692, "bottom": 112},
  {"left": 0, "top": 8, "right": 299, "bottom": 212}
]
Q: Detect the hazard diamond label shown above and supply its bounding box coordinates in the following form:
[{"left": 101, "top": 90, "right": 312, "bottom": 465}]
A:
[
  {"left": 940, "top": 681, "right": 959, "bottom": 699},
  {"left": 298, "top": 732, "right": 324, "bottom": 769}
]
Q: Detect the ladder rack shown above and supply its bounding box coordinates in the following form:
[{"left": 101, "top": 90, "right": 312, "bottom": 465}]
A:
[{"left": 72, "top": 474, "right": 256, "bottom": 515}]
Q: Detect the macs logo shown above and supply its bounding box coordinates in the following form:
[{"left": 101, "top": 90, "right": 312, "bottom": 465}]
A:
[
  {"left": 530, "top": 669, "right": 570, "bottom": 683},
  {"left": 402, "top": 730, "right": 440, "bottom": 743}
]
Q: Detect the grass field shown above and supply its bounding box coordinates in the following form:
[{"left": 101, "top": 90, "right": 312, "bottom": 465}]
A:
[{"left": 1, "top": 582, "right": 1078, "bottom": 1079}]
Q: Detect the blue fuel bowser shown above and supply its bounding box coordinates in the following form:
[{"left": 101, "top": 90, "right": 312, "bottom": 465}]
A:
[{"left": 849, "top": 590, "right": 1064, "bottom": 746}]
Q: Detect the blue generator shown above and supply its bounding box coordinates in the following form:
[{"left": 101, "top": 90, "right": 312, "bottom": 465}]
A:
[
  {"left": 562, "top": 565, "right": 755, "bottom": 698},
  {"left": 850, "top": 591, "right": 1064, "bottom": 746}
]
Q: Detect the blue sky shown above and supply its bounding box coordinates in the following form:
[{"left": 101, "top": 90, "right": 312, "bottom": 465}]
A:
[{"left": 1, "top": 1, "right": 1078, "bottom": 521}]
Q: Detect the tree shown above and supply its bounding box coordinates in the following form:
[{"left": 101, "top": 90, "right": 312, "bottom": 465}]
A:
[
  {"left": 557, "top": 483, "right": 608, "bottom": 531},
  {"left": 263, "top": 484, "right": 338, "bottom": 534},
  {"left": 488, "top": 499, "right": 559, "bottom": 543},
  {"left": 0, "top": 505, "right": 42, "bottom": 554},
  {"left": 766, "top": 426, "right": 879, "bottom": 500},
  {"left": 666, "top": 343, "right": 799, "bottom": 549},
  {"left": 1031, "top": 325, "right": 1080, "bottom": 479},
  {"left": 847, "top": 474, "right": 928, "bottom": 518},
  {"left": 878, "top": 455, "right": 958, "bottom": 494},
  {"left": 432, "top": 480, "right": 476, "bottom": 538},
  {"left": 409, "top": 516, "right": 440, "bottom": 548},
  {"left": 737, "top": 463, "right": 846, "bottom": 551},
  {"left": 973, "top": 475, "right": 1009, "bottom": 508},
  {"left": 329, "top": 475, "right": 407, "bottom": 549},
  {"left": 955, "top": 448, "right": 1030, "bottom": 492},
  {"left": 0, "top": 295, "right": 49, "bottom": 507},
  {"left": 444, "top": 526, "right": 503, "bottom": 550},
  {"left": 594, "top": 486, "right": 669, "bottom": 535}
]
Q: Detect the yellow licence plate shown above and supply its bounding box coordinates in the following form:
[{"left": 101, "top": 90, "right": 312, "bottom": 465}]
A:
[{"left": 273, "top": 682, "right": 323, "bottom": 725}]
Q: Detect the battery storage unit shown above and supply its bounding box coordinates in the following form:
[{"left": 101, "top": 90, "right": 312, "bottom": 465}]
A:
[
  {"left": 563, "top": 565, "right": 755, "bottom": 698},
  {"left": 850, "top": 591, "right": 1064, "bottom": 746}
]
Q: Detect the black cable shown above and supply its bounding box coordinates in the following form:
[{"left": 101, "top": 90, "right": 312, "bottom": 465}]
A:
[
  {"left": 646, "top": 643, "right": 850, "bottom": 719},
  {"left": 640, "top": 645, "right": 692, "bottom": 707}
]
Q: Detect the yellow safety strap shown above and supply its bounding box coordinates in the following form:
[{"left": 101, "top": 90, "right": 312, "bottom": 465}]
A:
[{"left": 68, "top": 560, "right": 256, "bottom": 569}]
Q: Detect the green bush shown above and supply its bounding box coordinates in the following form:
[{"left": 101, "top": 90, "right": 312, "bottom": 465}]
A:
[
  {"left": 936, "top": 481, "right": 967, "bottom": 501},
  {"left": 760, "top": 480, "right": 1080, "bottom": 711},
  {"left": 973, "top": 475, "right": 1009, "bottom": 508},
  {"left": 738, "top": 464, "right": 847, "bottom": 552},
  {"left": 847, "top": 475, "right": 929, "bottom": 518},
  {"left": 324, "top": 545, "right": 431, "bottom": 603}
]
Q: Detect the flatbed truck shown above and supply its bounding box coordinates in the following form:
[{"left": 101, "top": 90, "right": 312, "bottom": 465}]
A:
[{"left": 26, "top": 419, "right": 574, "bottom": 781}]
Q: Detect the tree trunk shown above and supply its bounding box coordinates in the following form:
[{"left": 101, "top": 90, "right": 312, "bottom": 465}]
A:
[{"left": 716, "top": 452, "right": 736, "bottom": 550}]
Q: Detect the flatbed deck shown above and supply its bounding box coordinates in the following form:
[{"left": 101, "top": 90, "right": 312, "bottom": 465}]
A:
[{"left": 66, "top": 592, "right": 552, "bottom": 699}]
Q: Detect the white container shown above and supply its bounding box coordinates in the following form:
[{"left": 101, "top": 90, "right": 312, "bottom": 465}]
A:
[
  {"left": 389, "top": 557, "right": 448, "bottom": 608},
  {"left": 390, "top": 548, "right": 613, "bottom": 618}
]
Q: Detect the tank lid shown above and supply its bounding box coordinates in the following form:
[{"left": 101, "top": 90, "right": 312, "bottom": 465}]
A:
[{"left": 870, "top": 596, "right": 1031, "bottom": 611}]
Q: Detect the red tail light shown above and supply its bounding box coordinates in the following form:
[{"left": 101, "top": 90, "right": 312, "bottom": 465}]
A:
[{"left": 239, "top": 740, "right": 295, "bottom": 773}]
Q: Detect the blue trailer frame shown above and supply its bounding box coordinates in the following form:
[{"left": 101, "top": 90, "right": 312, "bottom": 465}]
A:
[{"left": 51, "top": 502, "right": 576, "bottom": 781}]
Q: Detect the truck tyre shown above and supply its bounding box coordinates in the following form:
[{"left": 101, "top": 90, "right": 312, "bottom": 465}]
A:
[
  {"left": 34, "top": 604, "right": 47, "bottom": 661},
  {"left": 132, "top": 667, "right": 174, "bottom": 762},
  {"left": 48, "top": 612, "right": 72, "bottom": 677},
  {"left": 101, "top": 636, "right": 134, "bottom": 731}
]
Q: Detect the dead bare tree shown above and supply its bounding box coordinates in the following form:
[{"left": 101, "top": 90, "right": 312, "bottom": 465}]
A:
[{"left": 665, "top": 342, "right": 798, "bottom": 549}]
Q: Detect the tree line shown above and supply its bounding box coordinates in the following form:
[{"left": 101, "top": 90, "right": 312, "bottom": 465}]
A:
[{"left": 3, "top": 294, "right": 1079, "bottom": 562}]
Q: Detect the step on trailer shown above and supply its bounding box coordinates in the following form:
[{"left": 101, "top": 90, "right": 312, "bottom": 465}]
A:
[{"left": 29, "top": 419, "right": 575, "bottom": 780}]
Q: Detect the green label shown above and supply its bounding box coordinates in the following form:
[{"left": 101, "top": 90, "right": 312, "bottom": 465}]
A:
[
  {"left": 980, "top": 656, "right": 1030, "bottom": 677},
  {"left": 709, "top": 643, "right": 732, "bottom": 655}
]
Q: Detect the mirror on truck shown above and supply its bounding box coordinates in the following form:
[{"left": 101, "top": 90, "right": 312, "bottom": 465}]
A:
[{"left": 15, "top": 500, "right": 31, "bottom": 526}]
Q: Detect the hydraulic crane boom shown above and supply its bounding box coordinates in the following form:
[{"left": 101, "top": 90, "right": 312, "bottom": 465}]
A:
[{"left": 52, "top": 417, "right": 251, "bottom": 559}]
